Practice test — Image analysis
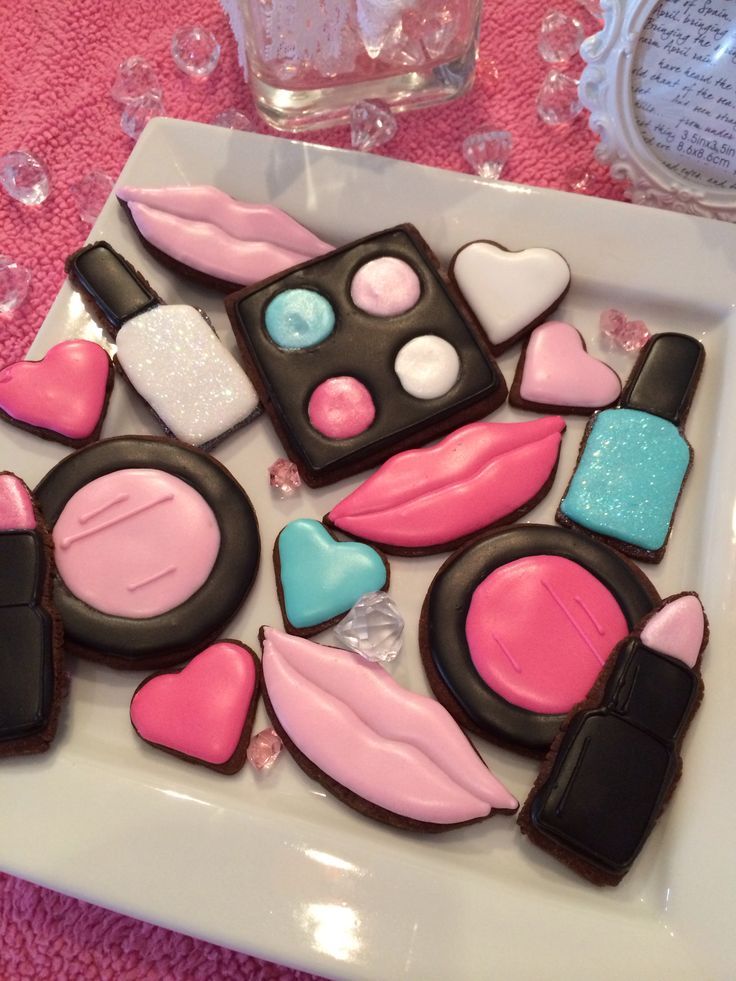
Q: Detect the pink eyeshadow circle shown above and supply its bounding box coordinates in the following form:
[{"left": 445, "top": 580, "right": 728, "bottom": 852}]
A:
[
  {"left": 308, "top": 376, "right": 376, "bottom": 439},
  {"left": 465, "top": 555, "right": 628, "bottom": 715},
  {"left": 350, "top": 256, "right": 421, "bottom": 317}
]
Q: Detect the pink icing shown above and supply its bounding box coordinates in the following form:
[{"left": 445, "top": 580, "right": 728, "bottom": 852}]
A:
[
  {"left": 262, "top": 627, "right": 517, "bottom": 823},
  {"left": 308, "top": 376, "right": 376, "bottom": 439},
  {"left": 640, "top": 594, "right": 705, "bottom": 668},
  {"left": 350, "top": 256, "right": 421, "bottom": 316},
  {"left": 328, "top": 417, "right": 565, "bottom": 547},
  {"left": 465, "top": 555, "right": 628, "bottom": 714},
  {"left": 0, "top": 474, "right": 35, "bottom": 531},
  {"left": 53, "top": 469, "right": 220, "bottom": 618},
  {"left": 130, "top": 642, "right": 257, "bottom": 764},
  {"left": 117, "top": 185, "right": 333, "bottom": 286},
  {"left": 0, "top": 339, "right": 110, "bottom": 440},
  {"left": 519, "top": 321, "right": 621, "bottom": 408}
]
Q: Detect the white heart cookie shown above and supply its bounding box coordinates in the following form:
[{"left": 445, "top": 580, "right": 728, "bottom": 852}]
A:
[{"left": 452, "top": 241, "right": 571, "bottom": 350}]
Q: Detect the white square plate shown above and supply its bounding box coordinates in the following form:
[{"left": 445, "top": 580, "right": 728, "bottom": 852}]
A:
[{"left": 2, "top": 119, "right": 735, "bottom": 980}]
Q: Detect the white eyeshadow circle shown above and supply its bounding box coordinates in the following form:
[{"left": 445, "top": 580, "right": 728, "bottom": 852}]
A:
[{"left": 394, "top": 335, "right": 460, "bottom": 400}]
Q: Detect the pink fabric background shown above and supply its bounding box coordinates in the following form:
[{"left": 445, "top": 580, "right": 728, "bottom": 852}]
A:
[{"left": 0, "top": 1, "right": 626, "bottom": 978}]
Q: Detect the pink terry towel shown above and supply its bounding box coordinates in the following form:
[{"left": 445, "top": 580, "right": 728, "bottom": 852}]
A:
[{"left": 0, "top": 1, "right": 623, "bottom": 978}]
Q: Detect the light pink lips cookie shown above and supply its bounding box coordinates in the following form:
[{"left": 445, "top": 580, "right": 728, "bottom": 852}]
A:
[
  {"left": 327, "top": 417, "right": 565, "bottom": 552},
  {"left": 130, "top": 641, "right": 259, "bottom": 772},
  {"left": 512, "top": 321, "right": 621, "bottom": 413},
  {"left": 0, "top": 339, "right": 112, "bottom": 444}
]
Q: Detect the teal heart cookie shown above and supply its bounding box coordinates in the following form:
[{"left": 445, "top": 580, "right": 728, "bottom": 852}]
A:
[{"left": 275, "top": 518, "right": 388, "bottom": 633}]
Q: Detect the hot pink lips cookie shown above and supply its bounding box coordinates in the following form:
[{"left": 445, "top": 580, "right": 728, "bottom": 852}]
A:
[
  {"left": 509, "top": 321, "right": 621, "bottom": 415},
  {"left": 130, "top": 640, "right": 260, "bottom": 774},
  {"left": 0, "top": 339, "right": 114, "bottom": 447}
]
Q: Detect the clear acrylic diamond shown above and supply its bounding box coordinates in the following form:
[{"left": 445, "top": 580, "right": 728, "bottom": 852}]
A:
[
  {"left": 171, "top": 25, "right": 221, "bottom": 79},
  {"left": 120, "top": 92, "right": 166, "bottom": 141},
  {"left": 462, "top": 130, "right": 512, "bottom": 181},
  {"left": 211, "top": 107, "right": 255, "bottom": 130},
  {"left": 110, "top": 56, "right": 162, "bottom": 104},
  {"left": 0, "top": 151, "right": 50, "bottom": 206},
  {"left": 0, "top": 255, "right": 32, "bottom": 314},
  {"left": 565, "top": 164, "right": 592, "bottom": 192},
  {"left": 579, "top": 0, "right": 603, "bottom": 21},
  {"left": 70, "top": 171, "right": 115, "bottom": 224},
  {"left": 350, "top": 100, "right": 397, "bottom": 152},
  {"left": 536, "top": 69, "right": 582, "bottom": 126},
  {"left": 268, "top": 457, "right": 301, "bottom": 498},
  {"left": 247, "top": 728, "right": 283, "bottom": 771},
  {"left": 334, "top": 591, "right": 405, "bottom": 663},
  {"left": 538, "top": 11, "right": 585, "bottom": 64}
]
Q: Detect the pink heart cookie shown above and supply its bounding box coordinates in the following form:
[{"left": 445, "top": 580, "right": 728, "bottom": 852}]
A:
[
  {"left": 0, "top": 339, "right": 113, "bottom": 446},
  {"left": 130, "top": 641, "right": 260, "bottom": 773},
  {"left": 510, "top": 321, "right": 621, "bottom": 414}
]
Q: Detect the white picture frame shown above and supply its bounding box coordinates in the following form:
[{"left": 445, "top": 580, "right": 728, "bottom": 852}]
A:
[{"left": 580, "top": 0, "right": 736, "bottom": 221}]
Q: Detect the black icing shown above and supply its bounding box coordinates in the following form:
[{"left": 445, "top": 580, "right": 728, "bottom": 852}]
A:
[
  {"left": 0, "top": 606, "right": 55, "bottom": 741},
  {"left": 622, "top": 332, "right": 704, "bottom": 427},
  {"left": 0, "top": 531, "right": 44, "bottom": 606},
  {"left": 424, "top": 525, "right": 659, "bottom": 753},
  {"left": 67, "top": 242, "right": 160, "bottom": 334},
  {"left": 35, "top": 437, "right": 260, "bottom": 668},
  {"left": 227, "top": 226, "right": 506, "bottom": 485},
  {"left": 530, "top": 637, "right": 700, "bottom": 875}
]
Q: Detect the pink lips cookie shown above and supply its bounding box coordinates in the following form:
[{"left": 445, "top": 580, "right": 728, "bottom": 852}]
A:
[
  {"left": 0, "top": 339, "right": 113, "bottom": 446},
  {"left": 326, "top": 417, "right": 565, "bottom": 554},
  {"left": 130, "top": 640, "right": 260, "bottom": 773},
  {"left": 510, "top": 321, "right": 621, "bottom": 415}
]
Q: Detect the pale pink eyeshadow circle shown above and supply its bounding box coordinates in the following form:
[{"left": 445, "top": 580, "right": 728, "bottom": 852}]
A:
[
  {"left": 350, "top": 256, "right": 421, "bottom": 317},
  {"left": 53, "top": 469, "right": 221, "bottom": 619},
  {"left": 308, "top": 376, "right": 376, "bottom": 439},
  {"left": 465, "top": 555, "right": 628, "bottom": 714}
]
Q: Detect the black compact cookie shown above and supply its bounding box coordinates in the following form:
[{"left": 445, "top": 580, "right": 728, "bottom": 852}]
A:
[
  {"left": 419, "top": 525, "right": 659, "bottom": 756},
  {"left": 0, "top": 472, "right": 65, "bottom": 756},
  {"left": 226, "top": 225, "right": 507, "bottom": 487},
  {"left": 35, "top": 436, "right": 260, "bottom": 670}
]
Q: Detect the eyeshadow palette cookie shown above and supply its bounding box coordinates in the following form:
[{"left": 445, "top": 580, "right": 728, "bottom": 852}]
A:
[
  {"left": 0, "top": 473, "right": 65, "bottom": 757},
  {"left": 260, "top": 626, "right": 518, "bottom": 831},
  {"left": 66, "top": 241, "right": 260, "bottom": 450},
  {"left": 130, "top": 640, "right": 260, "bottom": 775},
  {"left": 274, "top": 518, "right": 389, "bottom": 636},
  {"left": 34, "top": 436, "right": 260, "bottom": 670},
  {"left": 519, "top": 594, "right": 706, "bottom": 885},
  {"left": 449, "top": 241, "right": 571, "bottom": 355},
  {"left": 557, "top": 332, "right": 705, "bottom": 563},
  {"left": 226, "top": 225, "right": 508, "bottom": 487},
  {"left": 0, "top": 339, "right": 114, "bottom": 448},
  {"left": 326, "top": 417, "right": 566, "bottom": 555},
  {"left": 420, "top": 525, "right": 660, "bottom": 756},
  {"left": 117, "top": 185, "right": 334, "bottom": 292}
]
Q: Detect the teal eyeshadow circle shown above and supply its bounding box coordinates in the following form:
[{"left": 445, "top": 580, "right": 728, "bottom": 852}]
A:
[{"left": 264, "top": 289, "right": 336, "bottom": 349}]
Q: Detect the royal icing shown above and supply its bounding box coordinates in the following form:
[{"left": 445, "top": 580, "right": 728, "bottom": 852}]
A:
[
  {"left": 0, "top": 473, "right": 35, "bottom": 530},
  {"left": 394, "top": 335, "right": 460, "bottom": 400},
  {"left": 261, "top": 627, "right": 518, "bottom": 823},
  {"left": 53, "top": 468, "right": 221, "bottom": 618},
  {"left": 465, "top": 555, "right": 628, "bottom": 714},
  {"left": 115, "top": 304, "right": 258, "bottom": 446},
  {"left": 328, "top": 417, "right": 565, "bottom": 549},
  {"left": 560, "top": 408, "right": 691, "bottom": 552},
  {"left": 350, "top": 256, "right": 421, "bottom": 316},
  {"left": 640, "top": 593, "right": 705, "bottom": 667},
  {"left": 117, "top": 185, "right": 333, "bottom": 286},
  {"left": 130, "top": 642, "right": 257, "bottom": 766},
  {"left": 308, "top": 376, "right": 375, "bottom": 439},
  {"left": 452, "top": 242, "right": 570, "bottom": 348},
  {"left": 0, "top": 340, "right": 111, "bottom": 441},
  {"left": 518, "top": 321, "right": 621, "bottom": 409},
  {"left": 264, "top": 288, "right": 336, "bottom": 349},
  {"left": 277, "top": 519, "right": 387, "bottom": 629}
]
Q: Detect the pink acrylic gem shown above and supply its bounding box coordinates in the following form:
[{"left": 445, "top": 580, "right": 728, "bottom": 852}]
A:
[
  {"left": 268, "top": 457, "right": 301, "bottom": 498},
  {"left": 599, "top": 308, "right": 651, "bottom": 352},
  {"left": 247, "top": 728, "right": 282, "bottom": 771}
]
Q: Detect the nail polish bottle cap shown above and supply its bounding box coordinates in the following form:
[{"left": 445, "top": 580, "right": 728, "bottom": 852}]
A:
[
  {"left": 621, "top": 333, "right": 704, "bottom": 428},
  {"left": 67, "top": 242, "right": 160, "bottom": 335}
]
